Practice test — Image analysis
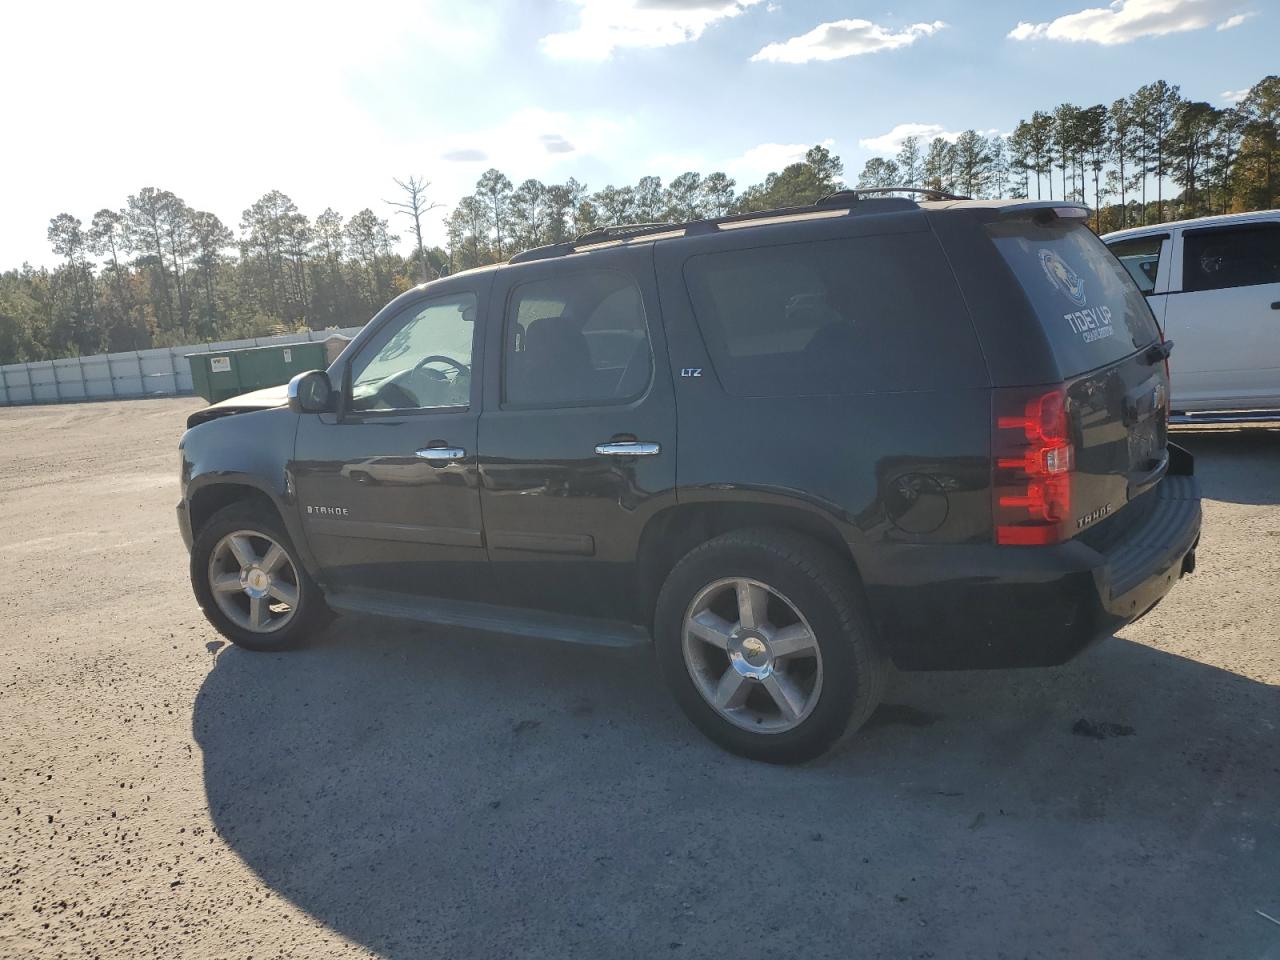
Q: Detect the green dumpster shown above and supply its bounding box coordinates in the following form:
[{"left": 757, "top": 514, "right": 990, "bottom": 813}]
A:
[{"left": 188, "top": 341, "right": 328, "bottom": 403}]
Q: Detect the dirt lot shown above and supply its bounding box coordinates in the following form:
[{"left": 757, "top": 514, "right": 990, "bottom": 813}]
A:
[{"left": 1, "top": 397, "right": 1277, "bottom": 959}]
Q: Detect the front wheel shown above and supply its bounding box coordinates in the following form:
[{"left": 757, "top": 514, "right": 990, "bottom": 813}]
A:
[
  {"left": 654, "top": 529, "right": 888, "bottom": 763},
  {"left": 190, "top": 502, "right": 330, "bottom": 651}
]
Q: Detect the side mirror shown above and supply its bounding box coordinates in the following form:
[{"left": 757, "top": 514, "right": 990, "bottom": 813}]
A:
[{"left": 287, "top": 370, "right": 334, "bottom": 414}]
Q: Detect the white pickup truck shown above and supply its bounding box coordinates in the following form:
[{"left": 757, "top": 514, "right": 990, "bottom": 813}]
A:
[{"left": 1103, "top": 210, "right": 1280, "bottom": 422}]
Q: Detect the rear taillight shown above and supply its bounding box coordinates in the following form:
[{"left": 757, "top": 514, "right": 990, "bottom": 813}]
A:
[{"left": 992, "top": 385, "right": 1075, "bottom": 546}]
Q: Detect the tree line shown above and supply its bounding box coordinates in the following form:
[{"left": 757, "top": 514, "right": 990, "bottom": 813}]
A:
[
  {"left": 441, "top": 145, "right": 842, "bottom": 269},
  {"left": 0, "top": 145, "right": 842, "bottom": 364},
  {"left": 857, "top": 75, "right": 1278, "bottom": 234},
  {"left": 1, "top": 74, "right": 1275, "bottom": 366},
  {"left": 2, "top": 191, "right": 413, "bottom": 364}
]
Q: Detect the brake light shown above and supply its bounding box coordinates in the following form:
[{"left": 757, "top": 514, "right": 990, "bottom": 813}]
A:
[
  {"left": 992, "top": 385, "right": 1075, "bottom": 546},
  {"left": 1051, "top": 206, "right": 1089, "bottom": 220}
]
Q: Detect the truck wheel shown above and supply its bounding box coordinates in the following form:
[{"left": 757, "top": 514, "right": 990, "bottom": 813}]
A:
[
  {"left": 190, "top": 502, "right": 330, "bottom": 651},
  {"left": 654, "top": 529, "right": 888, "bottom": 764}
]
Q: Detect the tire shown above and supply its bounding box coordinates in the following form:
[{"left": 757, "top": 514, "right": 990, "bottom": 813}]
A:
[
  {"left": 190, "top": 502, "right": 330, "bottom": 651},
  {"left": 654, "top": 529, "right": 888, "bottom": 764}
]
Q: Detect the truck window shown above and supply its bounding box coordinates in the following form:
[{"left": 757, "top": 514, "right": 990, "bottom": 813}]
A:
[
  {"left": 681, "top": 231, "right": 983, "bottom": 397},
  {"left": 1182, "top": 222, "right": 1280, "bottom": 292},
  {"left": 348, "top": 293, "right": 476, "bottom": 411},
  {"left": 1106, "top": 235, "right": 1165, "bottom": 294},
  {"left": 504, "top": 269, "right": 652, "bottom": 408}
]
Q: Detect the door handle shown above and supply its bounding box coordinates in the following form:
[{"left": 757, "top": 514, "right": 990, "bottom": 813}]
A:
[
  {"left": 416, "top": 446, "right": 466, "bottom": 462},
  {"left": 595, "top": 441, "right": 661, "bottom": 457}
]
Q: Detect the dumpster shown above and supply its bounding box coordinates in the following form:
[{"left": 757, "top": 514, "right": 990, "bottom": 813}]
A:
[{"left": 188, "top": 340, "right": 329, "bottom": 403}]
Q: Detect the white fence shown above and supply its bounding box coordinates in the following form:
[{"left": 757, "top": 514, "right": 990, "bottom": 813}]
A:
[{"left": 0, "top": 327, "right": 363, "bottom": 406}]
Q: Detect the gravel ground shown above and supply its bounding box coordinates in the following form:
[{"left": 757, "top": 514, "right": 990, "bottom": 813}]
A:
[{"left": 1, "top": 397, "right": 1277, "bottom": 960}]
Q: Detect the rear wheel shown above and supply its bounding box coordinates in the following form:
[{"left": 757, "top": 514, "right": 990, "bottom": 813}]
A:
[
  {"left": 655, "top": 529, "right": 887, "bottom": 763},
  {"left": 191, "top": 503, "right": 329, "bottom": 651}
]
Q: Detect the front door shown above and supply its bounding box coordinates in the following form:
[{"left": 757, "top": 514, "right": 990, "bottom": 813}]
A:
[
  {"left": 1164, "top": 220, "right": 1280, "bottom": 409},
  {"left": 292, "top": 282, "right": 490, "bottom": 600},
  {"left": 477, "top": 246, "right": 677, "bottom": 622}
]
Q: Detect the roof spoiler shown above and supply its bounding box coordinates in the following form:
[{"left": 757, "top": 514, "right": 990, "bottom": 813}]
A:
[{"left": 996, "top": 200, "right": 1091, "bottom": 222}]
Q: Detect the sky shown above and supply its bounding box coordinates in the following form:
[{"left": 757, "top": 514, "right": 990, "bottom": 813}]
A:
[{"left": 1, "top": 0, "right": 1273, "bottom": 268}]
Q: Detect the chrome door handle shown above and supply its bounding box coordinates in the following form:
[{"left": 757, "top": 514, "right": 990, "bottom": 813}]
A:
[
  {"left": 416, "top": 446, "right": 466, "bottom": 462},
  {"left": 595, "top": 441, "right": 661, "bottom": 457}
]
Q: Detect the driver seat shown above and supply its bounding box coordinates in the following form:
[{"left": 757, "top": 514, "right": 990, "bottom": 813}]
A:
[{"left": 511, "top": 314, "right": 596, "bottom": 405}]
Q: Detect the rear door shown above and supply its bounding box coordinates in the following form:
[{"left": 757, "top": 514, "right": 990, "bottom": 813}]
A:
[
  {"left": 1162, "top": 220, "right": 1280, "bottom": 409},
  {"left": 988, "top": 215, "right": 1169, "bottom": 533},
  {"left": 476, "top": 245, "right": 677, "bottom": 621}
]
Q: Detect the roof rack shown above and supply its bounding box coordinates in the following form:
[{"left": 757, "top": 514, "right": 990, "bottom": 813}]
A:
[
  {"left": 819, "top": 186, "right": 972, "bottom": 202},
  {"left": 507, "top": 222, "right": 681, "bottom": 264},
  {"left": 575, "top": 222, "right": 677, "bottom": 244},
  {"left": 506, "top": 190, "right": 940, "bottom": 265}
]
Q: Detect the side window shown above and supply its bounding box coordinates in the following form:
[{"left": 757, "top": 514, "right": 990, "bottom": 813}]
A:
[
  {"left": 503, "top": 270, "right": 652, "bottom": 407},
  {"left": 1183, "top": 223, "right": 1280, "bottom": 293},
  {"left": 1107, "top": 236, "right": 1164, "bottom": 294},
  {"left": 682, "top": 232, "right": 985, "bottom": 397},
  {"left": 348, "top": 293, "right": 476, "bottom": 412}
]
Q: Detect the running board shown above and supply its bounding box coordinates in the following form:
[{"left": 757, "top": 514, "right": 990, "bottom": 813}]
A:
[
  {"left": 1170, "top": 410, "right": 1280, "bottom": 425},
  {"left": 325, "top": 589, "right": 651, "bottom": 649}
]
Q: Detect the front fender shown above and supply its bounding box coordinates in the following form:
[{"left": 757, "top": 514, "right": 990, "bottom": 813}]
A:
[{"left": 179, "top": 407, "right": 322, "bottom": 580}]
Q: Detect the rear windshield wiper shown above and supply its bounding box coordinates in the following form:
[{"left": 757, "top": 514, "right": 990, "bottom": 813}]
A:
[{"left": 1143, "top": 340, "right": 1174, "bottom": 365}]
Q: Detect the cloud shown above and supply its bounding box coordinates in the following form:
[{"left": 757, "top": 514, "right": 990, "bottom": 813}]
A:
[
  {"left": 541, "top": 0, "right": 762, "bottom": 60},
  {"left": 751, "top": 19, "right": 946, "bottom": 63},
  {"left": 1006, "top": 22, "right": 1043, "bottom": 40},
  {"left": 433, "top": 109, "right": 624, "bottom": 183},
  {"left": 1220, "top": 87, "right": 1250, "bottom": 103},
  {"left": 1007, "top": 0, "right": 1240, "bottom": 45},
  {"left": 1216, "top": 12, "right": 1252, "bottom": 29},
  {"left": 0, "top": 0, "right": 494, "bottom": 267},
  {"left": 441, "top": 125, "right": 585, "bottom": 166},
  {"left": 540, "top": 134, "right": 576, "bottom": 154},
  {"left": 859, "top": 123, "right": 964, "bottom": 155}
]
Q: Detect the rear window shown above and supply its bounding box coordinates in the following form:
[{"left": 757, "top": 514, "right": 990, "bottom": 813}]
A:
[
  {"left": 682, "top": 232, "right": 984, "bottom": 397},
  {"left": 989, "top": 219, "right": 1159, "bottom": 376}
]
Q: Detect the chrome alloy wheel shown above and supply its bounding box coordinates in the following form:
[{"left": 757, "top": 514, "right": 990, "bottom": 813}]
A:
[
  {"left": 680, "top": 577, "right": 824, "bottom": 733},
  {"left": 207, "top": 530, "right": 301, "bottom": 633}
]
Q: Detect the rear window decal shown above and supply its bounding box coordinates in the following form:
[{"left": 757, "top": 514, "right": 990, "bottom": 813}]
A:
[
  {"left": 1064, "top": 305, "right": 1115, "bottom": 343},
  {"left": 1039, "top": 249, "right": 1087, "bottom": 306}
]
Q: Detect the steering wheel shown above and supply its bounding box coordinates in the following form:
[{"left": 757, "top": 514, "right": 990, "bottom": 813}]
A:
[{"left": 413, "top": 355, "right": 468, "bottom": 379}]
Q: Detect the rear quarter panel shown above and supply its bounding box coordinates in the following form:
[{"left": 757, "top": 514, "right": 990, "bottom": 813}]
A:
[{"left": 654, "top": 212, "right": 994, "bottom": 553}]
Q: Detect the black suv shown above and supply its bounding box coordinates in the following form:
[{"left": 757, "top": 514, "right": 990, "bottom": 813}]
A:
[{"left": 177, "top": 193, "right": 1201, "bottom": 763}]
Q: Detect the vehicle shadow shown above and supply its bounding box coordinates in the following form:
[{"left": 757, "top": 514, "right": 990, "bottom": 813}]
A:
[
  {"left": 1174, "top": 427, "right": 1280, "bottom": 505},
  {"left": 194, "top": 619, "right": 1280, "bottom": 959}
]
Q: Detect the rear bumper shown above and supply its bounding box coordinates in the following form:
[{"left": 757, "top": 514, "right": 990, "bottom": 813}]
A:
[
  {"left": 857, "top": 450, "right": 1202, "bottom": 670},
  {"left": 1097, "top": 474, "right": 1199, "bottom": 623}
]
